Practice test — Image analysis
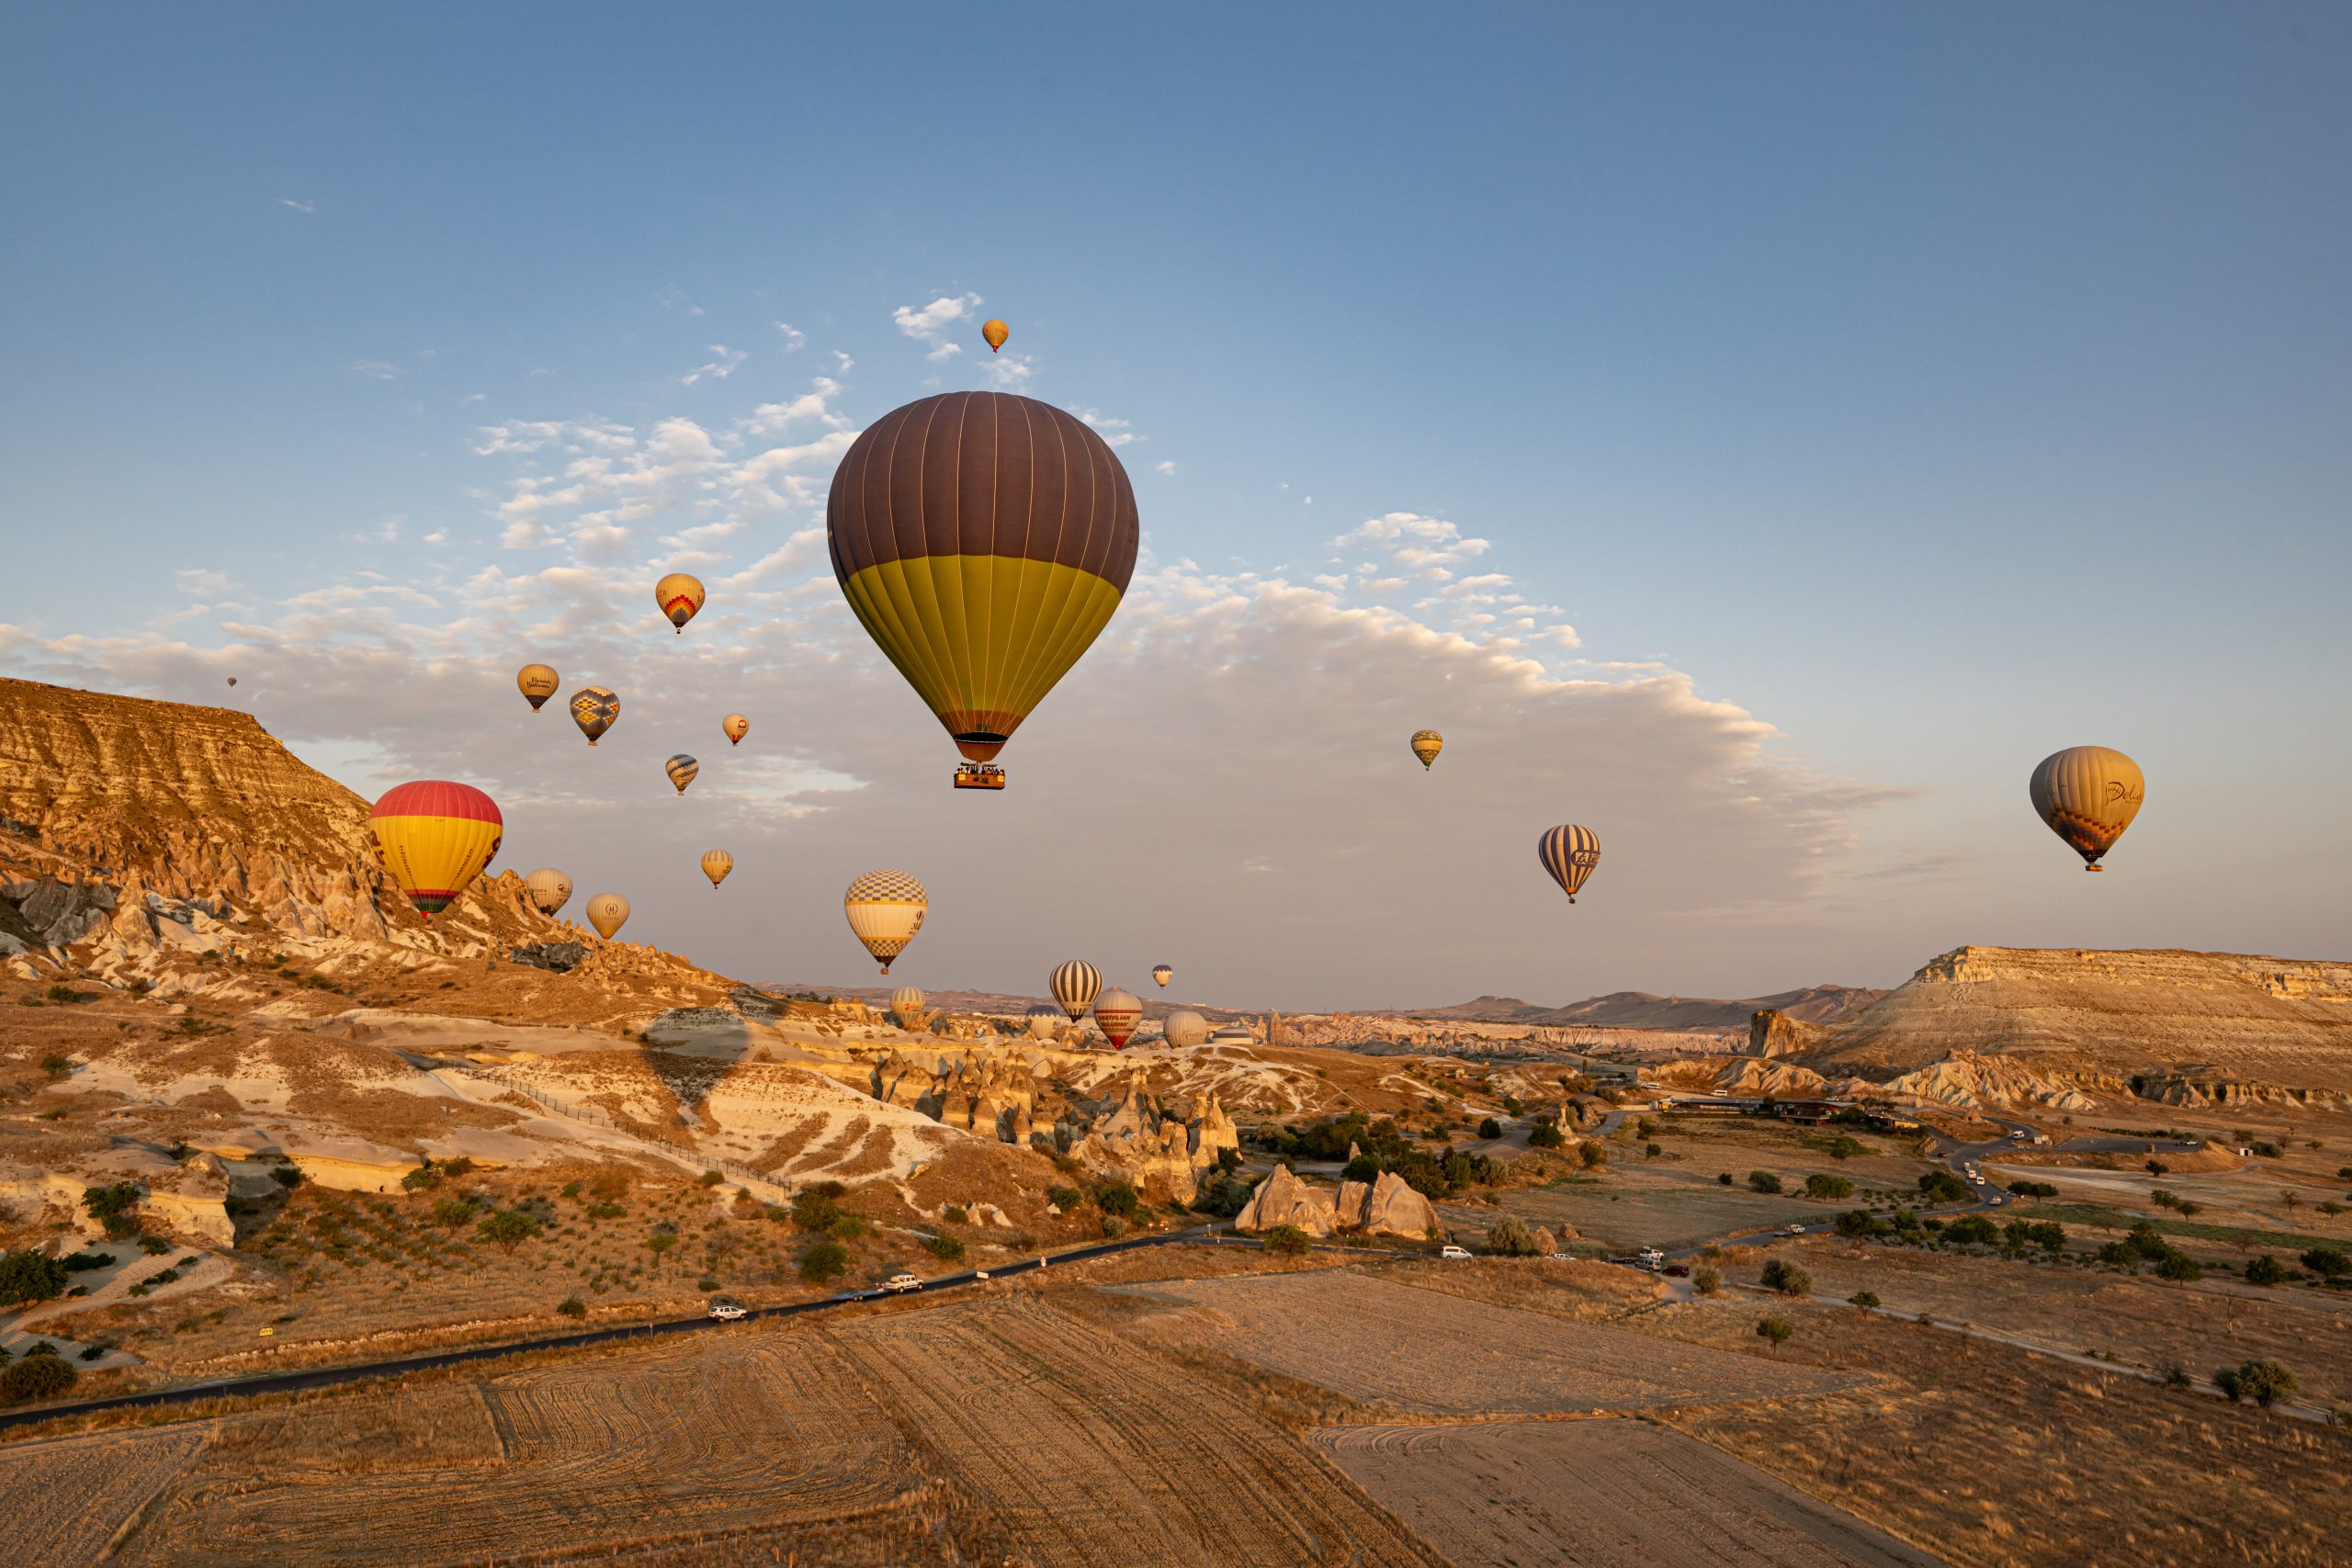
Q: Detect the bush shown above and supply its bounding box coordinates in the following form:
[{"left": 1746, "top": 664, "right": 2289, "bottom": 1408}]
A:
[
  {"left": 2245, "top": 1255, "right": 2290, "bottom": 1286},
  {"left": 1527, "top": 1122, "right": 1564, "bottom": 1150},
  {"left": 138, "top": 1235, "right": 170, "bottom": 1256},
  {"left": 0, "top": 1352, "right": 76, "bottom": 1403},
  {"left": 46, "top": 984, "right": 88, "bottom": 1004},
  {"left": 1094, "top": 1182, "right": 1140, "bottom": 1218},
  {"left": 401, "top": 1165, "right": 442, "bottom": 1191},
  {"left": 2220, "top": 1359, "right": 2299, "bottom": 1407},
  {"left": 1917, "top": 1170, "right": 1969, "bottom": 1204},
  {"left": 1190, "top": 1169, "right": 1260, "bottom": 1218},
  {"left": 1823, "top": 1135, "right": 1867, "bottom": 1160},
  {"left": 799, "top": 1240, "right": 851, "bottom": 1284},
  {"left": 62, "top": 1250, "right": 114, "bottom": 1272},
  {"left": 1849, "top": 1291, "right": 1881, "bottom": 1309},
  {"left": 2008, "top": 1179, "right": 2059, "bottom": 1198},
  {"left": 2154, "top": 1249, "right": 2203, "bottom": 1282},
  {"left": 2096, "top": 1240, "right": 2142, "bottom": 1270},
  {"left": 2127, "top": 1221, "right": 2171, "bottom": 1259},
  {"left": 1483, "top": 1215, "right": 1541, "bottom": 1257},
  {"left": 1477, "top": 1118, "right": 1502, "bottom": 1140},
  {"left": 942, "top": 1204, "right": 969, "bottom": 1224},
  {"left": 1833, "top": 1210, "right": 1880, "bottom": 1239},
  {"left": 1804, "top": 1174, "right": 1853, "bottom": 1201},
  {"left": 477, "top": 1210, "right": 542, "bottom": 1254},
  {"left": 40, "top": 1054, "right": 70, "bottom": 1077},
  {"left": 83, "top": 1181, "right": 144, "bottom": 1240},
  {"left": 556, "top": 1295, "right": 587, "bottom": 1318},
  {"left": 1262, "top": 1224, "right": 1311, "bottom": 1257},
  {"left": 1760, "top": 1259, "right": 1812, "bottom": 1297},
  {"left": 790, "top": 1190, "right": 843, "bottom": 1231},
  {"left": 1747, "top": 1170, "right": 1783, "bottom": 1194},
  {"left": 1755, "top": 1316, "right": 1794, "bottom": 1355},
  {"left": 2145, "top": 1159, "right": 2169, "bottom": 1176},
  {"left": 0, "top": 1249, "right": 72, "bottom": 1307},
  {"left": 1717, "top": 1172, "right": 1734, "bottom": 1187},
  {"left": 2301, "top": 1246, "right": 2350, "bottom": 1280},
  {"left": 922, "top": 1233, "right": 965, "bottom": 1263},
  {"left": 1693, "top": 1265, "right": 1723, "bottom": 1295},
  {"left": 431, "top": 1198, "right": 481, "bottom": 1227},
  {"left": 697, "top": 1170, "right": 725, "bottom": 1187},
  {"left": 272, "top": 1166, "right": 302, "bottom": 1190},
  {"left": 1341, "top": 1155, "right": 1381, "bottom": 1182},
  {"left": 1046, "top": 1186, "right": 1085, "bottom": 1213},
  {"left": 1943, "top": 1215, "right": 1997, "bottom": 1247}
]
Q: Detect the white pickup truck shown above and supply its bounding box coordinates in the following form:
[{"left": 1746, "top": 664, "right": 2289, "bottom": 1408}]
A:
[{"left": 881, "top": 1273, "right": 924, "bottom": 1293}]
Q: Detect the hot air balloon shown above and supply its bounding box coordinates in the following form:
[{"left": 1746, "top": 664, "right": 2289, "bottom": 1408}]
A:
[
  {"left": 1162, "top": 1010, "right": 1209, "bottom": 1049},
  {"left": 1151, "top": 964, "right": 1172, "bottom": 988},
  {"left": 368, "top": 782, "right": 503, "bottom": 922},
  {"left": 2030, "top": 747, "right": 2144, "bottom": 871},
  {"left": 843, "top": 869, "right": 926, "bottom": 975},
  {"left": 1024, "top": 1004, "right": 1061, "bottom": 1041},
  {"left": 1093, "top": 987, "right": 1142, "bottom": 1050},
  {"left": 523, "top": 867, "right": 573, "bottom": 916},
  {"left": 517, "top": 664, "right": 560, "bottom": 712},
  {"left": 570, "top": 685, "right": 619, "bottom": 746},
  {"left": 1411, "top": 729, "right": 1443, "bottom": 771},
  {"left": 699, "top": 849, "right": 733, "bottom": 889},
  {"left": 722, "top": 713, "right": 749, "bottom": 747},
  {"left": 226, "top": 677, "right": 238, "bottom": 689},
  {"left": 1050, "top": 960, "right": 1102, "bottom": 1022},
  {"left": 654, "top": 572, "right": 706, "bottom": 634},
  {"left": 585, "top": 892, "right": 630, "bottom": 940},
  {"left": 981, "top": 319, "right": 1009, "bottom": 352},
  {"left": 828, "top": 392, "right": 1139, "bottom": 789},
  {"left": 890, "top": 986, "right": 927, "bottom": 1032},
  {"left": 1538, "top": 824, "right": 1601, "bottom": 905},
  {"left": 664, "top": 754, "right": 700, "bottom": 795}
]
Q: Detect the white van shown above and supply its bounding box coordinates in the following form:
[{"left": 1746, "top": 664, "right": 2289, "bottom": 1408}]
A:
[
  {"left": 1440, "top": 1244, "right": 1472, "bottom": 1260},
  {"left": 707, "top": 1297, "right": 747, "bottom": 1322}
]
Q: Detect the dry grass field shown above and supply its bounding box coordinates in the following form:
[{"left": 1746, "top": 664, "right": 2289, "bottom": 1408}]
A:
[
  {"left": 1111, "top": 1269, "right": 1859, "bottom": 1415},
  {"left": 1642, "top": 1296, "right": 2352, "bottom": 1568},
  {"left": 1314, "top": 1418, "right": 1949, "bottom": 1568}
]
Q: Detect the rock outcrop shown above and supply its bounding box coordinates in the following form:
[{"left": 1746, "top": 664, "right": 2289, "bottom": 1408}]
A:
[
  {"left": 1237, "top": 1167, "right": 1438, "bottom": 1239},
  {"left": 1748, "top": 1008, "right": 1828, "bottom": 1058},
  {"left": 1234, "top": 1164, "right": 1337, "bottom": 1235}
]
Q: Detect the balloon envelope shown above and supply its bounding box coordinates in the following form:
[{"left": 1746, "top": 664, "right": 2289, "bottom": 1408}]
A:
[
  {"left": 1049, "top": 959, "right": 1102, "bottom": 1021},
  {"left": 523, "top": 867, "right": 572, "bottom": 916},
  {"left": 1151, "top": 964, "right": 1172, "bottom": 988},
  {"left": 981, "top": 318, "right": 1009, "bottom": 351},
  {"left": 1538, "top": 824, "right": 1600, "bottom": 904},
  {"left": 1411, "top": 729, "right": 1443, "bottom": 770},
  {"left": 570, "top": 685, "right": 619, "bottom": 746},
  {"left": 1094, "top": 987, "right": 1143, "bottom": 1049},
  {"left": 828, "top": 392, "right": 1138, "bottom": 766},
  {"left": 722, "top": 713, "right": 749, "bottom": 746},
  {"left": 517, "top": 664, "right": 560, "bottom": 711},
  {"left": 2030, "top": 746, "right": 2144, "bottom": 870},
  {"left": 699, "top": 849, "right": 733, "bottom": 888},
  {"left": 664, "top": 754, "right": 700, "bottom": 795},
  {"left": 1024, "top": 1005, "right": 1062, "bottom": 1040},
  {"left": 368, "top": 782, "right": 503, "bottom": 920},
  {"left": 585, "top": 892, "right": 629, "bottom": 940},
  {"left": 654, "top": 572, "right": 707, "bottom": 633},
  {"left": 890, "top": 986, "right": 926, "bottom": 1032},
  {"left": 843, "top": 869, "right": 927, "bottom": 974},
  {"left": 1162, "top": 1009, "right": 1209, "bottom": 1049}
]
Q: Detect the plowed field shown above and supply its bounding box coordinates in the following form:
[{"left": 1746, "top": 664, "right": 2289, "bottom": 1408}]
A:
[
  {"left": 1314, "top": 1419, "right": 1949, "bottom": 1568},
  {"left": 835, "top": 1294, "right": 1442, "bottom": 1567},
  {"left": 1, "top": 1423, "right": 209, "bottom": 1568},
  {"left": 1114, "top": 1269, "right": 1858, "bottom": 1414}
]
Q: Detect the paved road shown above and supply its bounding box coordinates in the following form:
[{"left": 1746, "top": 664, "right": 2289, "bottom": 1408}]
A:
[{"left": 0, "top": 1224, "right": 1239, "bottom": 1437}]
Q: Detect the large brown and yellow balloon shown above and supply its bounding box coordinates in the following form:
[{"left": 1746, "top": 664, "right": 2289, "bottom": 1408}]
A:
[
  {"left": 827, "top": 392, "right": 1138, "bottom": 782},
  {"left": 654, "top": 572, "right": 706, "bottom": 634},
  {"left": 2030, "top": 747, "right": 2144, "bottom": 871},
  {"left": 570, "top": 685, "right": 620, "bottom": 746},
  {"left": 516, "top": 664, "right": 560, "bottom": 712},
  {"left": 1410, "top": 729, "right": 1443, "bottom": 771}
]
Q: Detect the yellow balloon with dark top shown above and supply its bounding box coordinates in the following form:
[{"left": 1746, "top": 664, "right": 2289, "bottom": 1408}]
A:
[{"left": 1411, "top": 729, "right": 1443, "bottom": 771}]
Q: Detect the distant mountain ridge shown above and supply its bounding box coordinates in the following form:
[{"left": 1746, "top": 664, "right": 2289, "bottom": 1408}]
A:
[{"left": 1397, "top": 986, "right": 1888, "bottom": 1031}]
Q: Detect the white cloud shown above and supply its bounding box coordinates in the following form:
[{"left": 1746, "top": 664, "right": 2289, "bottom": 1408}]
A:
[
  {"left": 1154, "top": 460, "right": 1177, "bottom": 476},
  {"left": 1073, "top": 410, "right": 1139, "bottom": 447},
  {"left": 831, "top": 350, "right": 854, "bottom": 373},
  {"left": 981, "top": 352, "right": 1035, "bottom": 389},
  {"left": 679, "top": 345, "right": 746, "bottom": 386},
  {"left": 174, "top": 569, "right": 232, "bottom": 597},
  {"left": 351, "top": 361, "right": 401, "bottom": 381},
  {"left": 774, "top": 321, "right": 807, "bottom": 353},
  {"left": 893, "top": 292, "right": 982, "bottom": 360},
  {"left": 278, "top": 197, "right": 315, "bottom": 213}
]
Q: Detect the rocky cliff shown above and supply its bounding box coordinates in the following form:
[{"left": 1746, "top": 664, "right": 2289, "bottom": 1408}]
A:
[
  {"left": 1807, "top": 945, "right": 2352, "bottom": 1096},
  {"left": 1398, "top": 985, "right": 1888, "bottom": 1030}
]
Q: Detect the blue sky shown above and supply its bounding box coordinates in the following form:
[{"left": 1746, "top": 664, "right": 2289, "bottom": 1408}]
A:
[{"left": 3, "top": 5, "right": 2346, "bottom": 1004}]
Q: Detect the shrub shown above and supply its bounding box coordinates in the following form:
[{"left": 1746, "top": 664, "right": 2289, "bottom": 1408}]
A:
[
  {"left": 1341, "top": 1155, "right": 1381, "bottom": 1182},
  {"left": 2245, "top": 1255, "right": 2290, "bottom": 1286},
  {"left": 1046, "top": 1186, "right": 1085, "bottom": 1213},
  {"left": 798, "top": 1240, "right": 851, "bottom": 1284},
  {"left": 942, "top": 1204, "right": 969, "bottom": 1225},
  {"left": 2096, "top": 1240, "right": 2141, "bottom": 1270},
  {"left": 1759, "top": 1259, "right": 1812, "bottom": 1297},
  {"left": 1094, "top": 1182, "right": 1140, "bottom": 1218},
  {"left": 1942, "top": 1215, "right": 1997, "bottom": 1247},
  {"left": 0, "top": 1249, "right": 71, "bottom": 1307},
  {"left": 138, "top": 1235, "right": 170, "bottom": 1256},
  {"left": 40, "top": 1054, "right": 70, "bottom": 1077},
  {"left": 1755, "top": 1316, "right": 1794, "bottom": 1355},
  {"left": 0, "top": 1352, "right": 76, "bottom": 1403},
  {"left": 697, "top": 1170, "right": 725, "bottom": 1187},
  {"left": 46, "top": 985, "right": 88, "bottom": 1004},
  {"left": 1528, "top": 1122, "right": 1565, "bottom": 1150},
  {"left": 1483, "top": 1215, "right": 1541, "bottom": 1257},
  {"left": 825, "top": 1213, "right": 866, "bottom": 1240},
  {"left": 1477, "top": 1118, "right": 1502, "bottom": 1140},
  {"left": 556, "top": 1295, "right": 587, "bottom": 1318},
  {"left": 1804, "top": 1174, "right": 1853, "bottom": 1201},
  {"left": 1693, "top": 1265, "right": 1723, "bottom": 1295},
  {"left": 477, "top": 1210, "right": 542, "bottom": 1255},
  {"left": 1100, "top": 1214, "right": 1126, "bottom": 1238},
  {"left": 1917, "top": 1170, "right": 1969, "bottom": 1204},
  {"left": 272, "top": 1166, "right": 302, "bottom": 1190},
  {"left": 790, "top": 1190, "right": 843, "bottom": 1231},
  {"left": 401, "top": 1165, "right": 442, "bottom": 1191},
  {"left": 2227, "top": 1359, "right": 2300, "bottom": 1408},
  {"left": 2128, "top": 1221, "right": 2170, "bottom": 1258},
  {"left": 2301, "top": 1246, "right": 2351, "bottom": 1280},
  {"left": 431, "top": 1198, "right": 481, "bottom": 1228},
  {"left": 2145, "top": 1159, "right": 2169, "bottom": 1176},
  {"left": 1849, "top": 1291, "right": 1881, "bottom": 1309},
  {"left": 1824, "top": 1135, "right": 1866, "bottom": 1160},
  {"left": 1570, "top": 1140, "right": 1604, "bottom": 1169},
  {"left": 1262, "top": 1224, "right": 1311, "bottom": 1256},
  {"left": 1717, "top": 1172, "right": 1735, "bottom": 1187},
  {"left": 83, "top": 1181, "right": 144, "bottom": 1239},
  {"left": 2008, "top": 1180, "right": 2059, "bottom": 1198},
  {"left": 62, "top": 1250, "right": 113, "bottom": 1272},
  {"left": 922, "top": 1233, "right": 966, "bottom": 1263},
  {"left": 1747, "top": 1170, "right": 1783, "bottom": 1194}
]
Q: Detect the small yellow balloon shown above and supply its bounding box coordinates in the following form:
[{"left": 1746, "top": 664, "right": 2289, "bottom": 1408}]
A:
[
  {"left": 700, "top": 849, "right": 733, "bottom": 889},
  {"left": 585, "top": 892, "right": 630, "bottom": 940},
  {"left": 981, "top": 319, "right": 1010, "bottom": 352},
  {"left": 654, "top": 572, "right": 707, "bottom": 634},
  {"left": 516, "top": 663, "right": 560, "bottom": 711}
]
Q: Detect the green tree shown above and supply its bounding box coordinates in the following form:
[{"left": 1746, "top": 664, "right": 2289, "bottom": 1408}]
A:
[
  {"left": 1528, "top": 1122, "right": 1565, "bottom": 1150},
  {"left": 1341, "top": 1155, "right": 1381, "bottom": 1182},
  {"left": 1262, "top": 1224, "right": 1311, "bottom": 1257},
  {"left": 1917, "top": 1170, "right": 1969, "bottom": 1204},
  {"left": 645, "top": 1231, "right": 678, "bottom": 1271},
  {"left": 556, "top": 1295, "right": 587, "bottom": 1318},
  {"left": 1693, "top": 1265, "right": 1723, "bottom": 1295},
  {"left": 1094, "top": 1182, "right": 1140, "bottom": 1218},
  {"left": 1483, "top": 1215, "right": 1541, "bottom": 1257},
  {"left": 2300, "top": 1246, "right": 2349, "bottom": 1280},
  {"left": 430, "top": 1197, "right": 480, "bottom": 1227},
  {"left": 82, "top": 1182, "right": 143, "bottom": 1240},
  {"left": 1046, "top": 1186, "right": 1085, "bottom": 1213},
  {"left": 0, "top": 1249, "right": 71, "bottom": 1308},
  {"left": 1849, "top": 1291, "right": 1881, "bottom": 1309},
  {"left": 1804, "top": 1174, "right": 1853, "bottom": 1201},
  {"left": 798, "top": 1239, "right": 850, "bottom": 1284},
  {"left": 477, "top": 1210, "right": 541, "bottom": 1256},
  {"left": 1760, "top": 1258, "right": 1812, "bottom": 1297},
  {"left": 1756, "top": 1316, "right": 1794, "bottom": 1356},
  {"left": 1576, "top": 1139, "right": 1605, "bottom": 1168},
  {"left": 2219, "top": 1359, "right": 2299, "bottom": 1407},
  {"left": 2245, "top": 1255, "right": 2290, "bottom": 1287},
  {"left": 1834, "top": 1210, "right": 1880, "bottom": 1238},
  {"left": 0, "top": 1350, "right": 76, "bottom": 1403},
  {"left": 1477, "top": 1118, "right": 1502, "bottom": 1140},
  {"left": 1747, "top": 1170, "right": 1783, "bottom": 1194},
  {"left": 2154, "top": 1249, "right": 2203, "bottom": 1282},
  {"left": 922, "top": 1233, "right": 965, "bottom": 1263}
]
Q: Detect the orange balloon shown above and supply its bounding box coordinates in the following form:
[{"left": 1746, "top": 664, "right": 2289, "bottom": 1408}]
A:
[{"left": 981, "top": 319, "right": 1009, "bottom": 353}]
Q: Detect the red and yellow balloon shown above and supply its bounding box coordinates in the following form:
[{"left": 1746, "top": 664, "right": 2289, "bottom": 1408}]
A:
[{"left": 368, "top": 782, "right": 503, "bottom": 921}]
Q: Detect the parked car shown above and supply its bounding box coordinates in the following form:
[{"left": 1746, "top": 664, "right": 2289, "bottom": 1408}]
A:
[
  {"left": 974, "top": 1269, "right": 990, "bottom": 1280},
  {"left": 1782, "top": 1223, "right": 1807, "bottom": 1235},
  {"left": 1440, "top": 1244, "right": 1472, "bottom": 1260},
  {"left": 707, "top": 1296, "right": 747, "bottom": 1322},
  {"left": 1663, "top": 1264, "right": 1690, "bottom": 1278},
  {"left": 882, "top": 1273, "right": 924, "bottom": 1293}
]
